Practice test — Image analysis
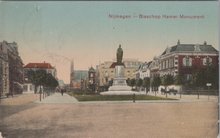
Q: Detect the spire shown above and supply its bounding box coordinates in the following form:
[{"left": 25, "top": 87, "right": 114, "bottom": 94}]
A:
[
  {"left": 70, "top": 59, "right": 74, "bottom": 72},
  {"left": 177, "top": 40, "right": 180, "bottom": 45},
  {"left": 70, "top": 59, "right": 74, "bottom": 86}
]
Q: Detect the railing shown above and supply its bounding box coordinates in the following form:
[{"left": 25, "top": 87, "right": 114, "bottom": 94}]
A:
[{"left": 182, "top": 90, "right": 218, "bottom": 96}]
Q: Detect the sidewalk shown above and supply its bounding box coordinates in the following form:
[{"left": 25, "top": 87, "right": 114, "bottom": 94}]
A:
[
  {"left": 35, "top": 93, "right": 78, "bottom": 104},
  {"left": 147, "top": 91, "right": 218, "bottom": 102},
  {"left": 0, "top": 93, "right": 39, "bottom": 105}
]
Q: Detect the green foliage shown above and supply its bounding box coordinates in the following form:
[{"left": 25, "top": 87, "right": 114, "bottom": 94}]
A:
[
  {"left": 108, "top": 79, "right": 113, "bottom": 86},
  {"left": 130, "top": 78, "right": 136, "bottom": 88},
  {"left": 174, "top": 75, "right": 184, "bottom": 85},
  {"left": 142, "top": 77, "right": 150, "bottom": 92},
  {"left": 150, "top": 76, "right": 161, "bottom": 92},
  {"left": 151, "top": 76, "right": 161, "bottom": 88},
  {"left": 73, "top": 95, "right": 176, "bottom": 101},
  {"left": 27, "top": 69, "right": 58, "bottom": 88},
  {"left": 161, "top": 74, "right": 174, "bottom": 86},
  {"left": 136, "top": 78, "right": 143, "bottom": 87},
  {"left": 45, "top": 73, "right": 59, "bottom": 88},
  {"left": 126, "top": 78, "right": 131, "bottom": 86},
  {"left": 192, "top": 65, "right": 219, "bottom": 89}
]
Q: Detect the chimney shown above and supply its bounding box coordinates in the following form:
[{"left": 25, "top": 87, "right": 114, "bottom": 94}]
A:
[{"left": 204, "top": 41, "right": 207, "bottom": 45}]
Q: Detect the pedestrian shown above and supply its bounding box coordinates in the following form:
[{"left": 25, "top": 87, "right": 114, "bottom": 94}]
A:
[{"left": 61, "top": 89, "right": 64, "bottom": 96}]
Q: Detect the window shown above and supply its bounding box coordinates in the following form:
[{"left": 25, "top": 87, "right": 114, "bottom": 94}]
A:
[
  {"left": 203, "top": 57, "right": 212, "bottom": 65},
  {"left": 185, "top": 74, "right": 192, "bottom": 81},
  {"left": 162, "top": 61, "right": 164, "bottom": 69},
  {"left": 183, "top": 56, "right": 192, "bottom": 67},
  {"left": 166, "top": 60, "right": 169, "bottom": 68}
]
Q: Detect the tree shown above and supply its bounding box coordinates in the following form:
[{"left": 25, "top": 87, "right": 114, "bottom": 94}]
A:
[
  {"left": 174, "top": 75, "right": 184, "bottom": 85},
  {"left": 192, "top": 64, "right": 219, "bottom": 89},
  {"left": 27, "top": 70, "right": 58, "bottom": 93},
  {"left": 27, "top": 70, "right": 47, "bottom": 93},
  {"left": 130, "top": 78, "right": 136, "bottom": 89},
  {"left": 192, "top": 69, "right": 205, "bottom": 88},
  {"left": 45, "top": 73, "right": 59, "bottom": 88},
  {"left": 136, "top": 78, "right": 143, "bottom": 91},
  {"left": 142, "top": 77, "right": 150, "bottom": 93},
  {"left": 151, "top": 76, "right": 161, "bottom": 92},
  {"left": 161, "top": 74, "right": 174, "bottom": 90},
  {"left": 126, "top": 78, "right": 131, "bottom": 86},
  {"left": 108, "top": 79, "right": 113, "bottom": 86}
]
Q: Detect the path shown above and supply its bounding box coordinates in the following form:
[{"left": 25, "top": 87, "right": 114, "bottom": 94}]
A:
[
  {"left": 147, "top": 91, "right": 218, "bottom": 102},
  {"left": 35, "top": 93, "right": 78, "bottom": 104}
]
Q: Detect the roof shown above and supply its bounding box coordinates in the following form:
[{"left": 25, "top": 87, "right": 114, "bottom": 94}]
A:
[
  {"left": 161, "top": 43, "right": 218, "bottom": 56},
  {"left": 89, "top": 66, "right": 96, "bottom": 72},
  {"left": 24, "top": 62, "right": 54, "bottom": 69},
  {"left": 138, "top": 61, "right": 152, "bottom": 70}
]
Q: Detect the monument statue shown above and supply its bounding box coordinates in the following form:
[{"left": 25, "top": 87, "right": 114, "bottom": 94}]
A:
[
  {"left": 117, "top": 45, "right": 123, "bottom": 64},
  {"left": 100, "top": 44, "right": 142, "bottom": 95}
]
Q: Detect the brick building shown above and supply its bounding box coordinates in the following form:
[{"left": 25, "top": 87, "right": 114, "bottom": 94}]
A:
[{"left": 159, "top": 40, "right": 218, "bottom": 81}]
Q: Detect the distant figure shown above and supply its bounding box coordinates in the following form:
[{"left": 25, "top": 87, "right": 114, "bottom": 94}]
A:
[
  {"left": 61, "top": 89, "right": 64, "bottom": 96},
  {"left": 117, "top": 44, "right": 123, "bottom": 64}
]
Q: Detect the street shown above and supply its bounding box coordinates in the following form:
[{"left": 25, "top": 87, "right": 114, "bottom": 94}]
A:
[{"left": 0, "top": 93, "right": 218, "bottom": 138}]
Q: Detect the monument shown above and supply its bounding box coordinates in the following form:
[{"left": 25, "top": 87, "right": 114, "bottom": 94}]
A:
[{"left": 101, "top": 45, "right": 142, "bottom": 95}]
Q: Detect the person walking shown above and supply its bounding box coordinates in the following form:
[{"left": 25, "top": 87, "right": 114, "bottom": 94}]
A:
[{"left": 61, "top": 89, "right": 64, "bottom": 96}]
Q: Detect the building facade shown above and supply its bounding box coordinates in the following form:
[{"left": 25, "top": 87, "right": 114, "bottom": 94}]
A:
[
  {"left": 0, "top": 41, "right": 23, "bottom": 96},
  {"left": 24, "top": 62, "right": 57, "bottom": 78},
  {"left": 159, "top": 40, "right": 218, "bottom": 80},
  {"left": 0, "top": 42, "right": 9, "bottom": 96},
  {"left": 23, "top": 62, "right": 57, "bottom": 92},
  {"left": 149, "top": 57, "right": 160, "bottom": 78},
  {"left": 96, "top": 59, "right": 142, "bottom": 87},
  {"left": 88, "top": 66, "right": 96, "bottom": 91},
  {"left": 136, "top": 61, "right": 152, "bottom": 79},
  {"left": 72, "top": 70, "right": 88, "bottom": 89}
]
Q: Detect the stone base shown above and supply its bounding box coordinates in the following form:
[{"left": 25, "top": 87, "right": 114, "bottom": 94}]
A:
[
  {"left": 100, "top": 91, "right": 145, "bottom": 95},
  {"left": 108, "top": 85, "right": 131, "bottom": 91}
]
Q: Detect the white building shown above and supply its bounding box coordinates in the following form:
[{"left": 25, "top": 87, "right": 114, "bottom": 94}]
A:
[
  {"left": 96, "top": 59, "right": 142, "bottom": 87},
  {"left": 136, "top": 61, "right": 152, "bottom": 79},
  {"left": 23, "top": 62, "right": 57, "bottom": 93}
]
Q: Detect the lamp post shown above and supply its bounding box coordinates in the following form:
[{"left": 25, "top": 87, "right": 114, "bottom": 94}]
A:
[{"left": 206, "top": 83, "right": 212, "bottom": 101}]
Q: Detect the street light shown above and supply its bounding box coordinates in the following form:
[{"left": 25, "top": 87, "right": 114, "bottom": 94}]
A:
[{"left": 206, "top": 83, "right": 212, "bottom": 100}]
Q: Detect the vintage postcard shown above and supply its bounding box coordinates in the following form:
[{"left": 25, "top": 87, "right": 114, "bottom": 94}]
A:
[{"left": 0, "top": 1, "right": 219, "bottom": 138}]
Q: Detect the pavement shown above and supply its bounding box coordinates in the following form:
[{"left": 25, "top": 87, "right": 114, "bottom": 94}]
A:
[
  {"left": 0, "top": 93, "right": 39, "bottom": 105},
  {"left": 0, "top": 92, "right": 219, "bottom": 138},
  {"left": 147, "top": 91, "right": 218, "bottom": 102},
  {"left": 35, "top": 93, "right": 78, "bottom": 104},
  {"left": 34, "top": 91, "right": 218, "bottom": 104}
]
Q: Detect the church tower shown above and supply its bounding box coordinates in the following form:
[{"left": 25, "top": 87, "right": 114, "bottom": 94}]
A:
[{"left": 70, "top": 59, "right": 74, "bottom": 87}]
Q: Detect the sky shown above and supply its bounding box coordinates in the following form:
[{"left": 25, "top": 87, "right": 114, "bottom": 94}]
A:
[{"left": 0, "top": 1, "right": 219, "bottom": 83}]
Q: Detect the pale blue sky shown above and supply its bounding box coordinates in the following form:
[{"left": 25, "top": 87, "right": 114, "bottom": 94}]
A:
[{"left": 0, "top": 1, "right": 218, "bottom": 83}]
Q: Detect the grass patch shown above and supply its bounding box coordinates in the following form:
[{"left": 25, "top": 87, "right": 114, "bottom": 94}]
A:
[{"left": 72, "top": 94, "right": 176, "bottom": 101}]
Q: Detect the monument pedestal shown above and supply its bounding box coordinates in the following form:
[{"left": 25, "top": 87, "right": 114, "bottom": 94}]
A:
[
  {"left": 108, "top": 65, "right": 131, "bottom": 91},
  {"left": 101, "top": 65, "right": 143, "bottom": 95},
  {"left": 100, "top": 45, "right": 145, "bottom": 95}
]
